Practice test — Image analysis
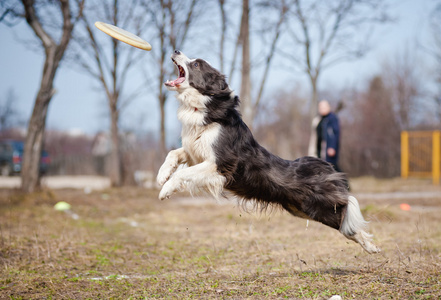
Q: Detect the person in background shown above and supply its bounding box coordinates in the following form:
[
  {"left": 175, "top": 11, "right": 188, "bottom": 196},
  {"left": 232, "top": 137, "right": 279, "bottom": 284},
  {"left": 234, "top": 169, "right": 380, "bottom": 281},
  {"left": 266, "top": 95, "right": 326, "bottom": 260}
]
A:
[{"left": 316, "top": 100, "right": 341, "bottom": 172}]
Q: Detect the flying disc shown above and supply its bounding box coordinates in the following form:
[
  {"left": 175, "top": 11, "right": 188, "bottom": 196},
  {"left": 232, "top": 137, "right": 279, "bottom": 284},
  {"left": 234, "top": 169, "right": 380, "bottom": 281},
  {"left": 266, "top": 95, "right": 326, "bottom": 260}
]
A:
[{"left": 94, "top": 21, "right": 152, "bottom": 51}]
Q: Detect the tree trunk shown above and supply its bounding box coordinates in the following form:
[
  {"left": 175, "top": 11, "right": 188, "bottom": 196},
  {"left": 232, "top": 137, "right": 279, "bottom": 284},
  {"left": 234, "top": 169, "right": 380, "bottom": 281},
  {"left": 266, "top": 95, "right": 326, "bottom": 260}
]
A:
[
  {"left": 20, "top": 0, "right": 79, "bottom": 193},
  {"left": 309, "top": 76, "right": 319, "bottom": 120},
  {"left": 21, "top": 89, "right": 52, "bottom": 193},
  {"left": 22, "top": 45, "right": 60, "bottom": 193},
  {"left": 158, "top": 15, "right": 167, "bottom": 158},
  {"left": 159, "top": 93, "right": 167, "bottom": 158},
  {"left": 218, "top": 0, "right": 227, "bottom": 73},
  {"left": 240, "top": 0, "right": 252, "bottom": 128},
  {"left": 307, "top": 75, "right": 319, "bottom": 157},
  {"left": 109, "top": 100, "right": 122, "bottom": 186},
  {"left": 158, "top": 41, "right": 167, "bottom": 157}
]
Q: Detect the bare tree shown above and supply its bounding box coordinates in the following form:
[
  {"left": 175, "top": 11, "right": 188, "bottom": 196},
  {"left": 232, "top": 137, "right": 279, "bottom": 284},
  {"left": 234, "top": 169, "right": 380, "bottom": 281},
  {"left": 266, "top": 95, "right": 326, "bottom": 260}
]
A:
[
  {"left": 239, "top": 0, "right": 252, "bottom": 126},
  {"left": 255, "top": 85, "right": 310, "bottom": 160},
  {"left": 341, "top": 76, "right": 400, "bottom": 177},
  {"left": 141, "top": 0, "right": 201, "bottom": 156},
  {"left": 428, "top": 3, "right": 441, "bottom": 123},
  {"left": 382, "top": 49, "right": 421, "bottom": 130},
  {"left": 71, "top": 0, "right": 147, "bottom": 186},
  {"left": 217, "top": 0, "right": 228, "bottom": 74},
  {"left": 280, "top": 0, "right": 389, "bottom": 151},
  {"left": 1, "top": 0, "right": 84, "bottom": 193},
  {"left": 224, "top": 0, "right": 288, "bottom": 129},
  {"left": 252, "top": 0, "right": 288, "bottom": 122}
]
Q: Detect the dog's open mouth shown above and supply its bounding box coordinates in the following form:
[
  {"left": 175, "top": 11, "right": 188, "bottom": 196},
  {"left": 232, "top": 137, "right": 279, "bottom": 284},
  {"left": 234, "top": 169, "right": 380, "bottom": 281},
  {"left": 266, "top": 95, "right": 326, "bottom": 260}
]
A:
[{"left": 165, "top": 58, "right": 185, "bottom": 87}]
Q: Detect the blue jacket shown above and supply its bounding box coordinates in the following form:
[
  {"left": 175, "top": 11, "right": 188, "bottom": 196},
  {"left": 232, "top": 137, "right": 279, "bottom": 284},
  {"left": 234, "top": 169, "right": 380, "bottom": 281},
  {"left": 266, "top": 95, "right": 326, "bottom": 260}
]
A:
[{"left": 316, "top": 112, "right": 340, "bottom": 164}]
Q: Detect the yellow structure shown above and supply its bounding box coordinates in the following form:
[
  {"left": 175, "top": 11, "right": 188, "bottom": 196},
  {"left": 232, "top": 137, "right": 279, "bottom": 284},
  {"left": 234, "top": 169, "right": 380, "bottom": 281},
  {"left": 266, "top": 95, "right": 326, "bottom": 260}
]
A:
[{"left": 401, "top": 131, "right": 441, "bottom": 185}]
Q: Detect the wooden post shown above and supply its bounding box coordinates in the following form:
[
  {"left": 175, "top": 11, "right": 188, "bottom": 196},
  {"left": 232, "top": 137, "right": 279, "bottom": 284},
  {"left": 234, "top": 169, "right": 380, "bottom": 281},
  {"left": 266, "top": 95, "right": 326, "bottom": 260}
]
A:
[
  {"left": 401, "top": 131, "right": 409, "bottom": 179},
  {"left": 433, "top": 131, "right": 440, "bottom": 185}
]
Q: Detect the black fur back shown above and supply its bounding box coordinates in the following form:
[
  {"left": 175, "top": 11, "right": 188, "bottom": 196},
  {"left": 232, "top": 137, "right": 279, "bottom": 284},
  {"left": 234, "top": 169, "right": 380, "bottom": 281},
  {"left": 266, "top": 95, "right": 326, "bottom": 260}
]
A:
[{"left": 216, "top": 112, "right": 348, "bottom": 229}]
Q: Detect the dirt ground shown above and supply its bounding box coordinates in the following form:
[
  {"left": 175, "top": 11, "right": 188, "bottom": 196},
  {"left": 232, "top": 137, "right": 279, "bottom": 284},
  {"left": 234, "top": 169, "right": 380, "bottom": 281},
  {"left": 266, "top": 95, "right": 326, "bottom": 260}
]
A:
[{"left": 1, "top": 177, "right": 440, "bottom": 299}]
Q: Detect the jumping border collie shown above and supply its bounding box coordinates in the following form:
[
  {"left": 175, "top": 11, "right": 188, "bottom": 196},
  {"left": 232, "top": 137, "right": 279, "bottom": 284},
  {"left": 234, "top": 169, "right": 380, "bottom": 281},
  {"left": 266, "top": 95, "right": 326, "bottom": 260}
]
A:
[{"left": 158, "top": 50, "right": 380, "bottom": 254}]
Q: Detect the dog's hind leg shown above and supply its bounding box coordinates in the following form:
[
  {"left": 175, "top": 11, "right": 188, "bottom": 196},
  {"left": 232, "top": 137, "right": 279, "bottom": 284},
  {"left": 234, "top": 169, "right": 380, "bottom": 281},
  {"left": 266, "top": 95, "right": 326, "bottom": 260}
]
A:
[
  {"left": 340, "top": 196, "right": 380, "bottom": 254},
  {"left": 157, "top": 148, "right": 188, "bottom": 186},
  {"left": 159, "top": 161, "right": 226, "bottom": 200}
]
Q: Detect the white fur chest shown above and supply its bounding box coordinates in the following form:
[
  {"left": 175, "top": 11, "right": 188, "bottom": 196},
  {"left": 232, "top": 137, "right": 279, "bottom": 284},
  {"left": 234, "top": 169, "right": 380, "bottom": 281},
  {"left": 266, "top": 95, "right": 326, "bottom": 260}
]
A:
[
  {"left": 176, "top": 88, "right": 210, "bottom": 127},
  {"left": 175, "top": 88, "right": 220, "bottom": 165},
  {"left": 181, "top": 123, "right": 221, "bottom": 165}
]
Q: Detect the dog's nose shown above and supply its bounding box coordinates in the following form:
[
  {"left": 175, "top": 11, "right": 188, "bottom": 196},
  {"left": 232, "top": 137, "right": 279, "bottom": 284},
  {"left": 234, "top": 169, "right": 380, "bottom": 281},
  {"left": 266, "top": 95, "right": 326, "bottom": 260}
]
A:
[{"left": 174, "top": 50, "right": 181, "bottom": 55}]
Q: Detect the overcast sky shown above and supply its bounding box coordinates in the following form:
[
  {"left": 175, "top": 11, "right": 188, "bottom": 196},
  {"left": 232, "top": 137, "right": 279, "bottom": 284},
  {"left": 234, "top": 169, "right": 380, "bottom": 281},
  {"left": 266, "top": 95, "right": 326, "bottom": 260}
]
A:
[{"left": 0, "top": 0, "right": 437, "bottom": 140}]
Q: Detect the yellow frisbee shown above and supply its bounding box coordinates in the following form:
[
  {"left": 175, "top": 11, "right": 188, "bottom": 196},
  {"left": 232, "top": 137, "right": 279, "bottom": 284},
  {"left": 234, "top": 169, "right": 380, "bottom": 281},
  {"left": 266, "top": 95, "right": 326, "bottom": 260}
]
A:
[{"left": 94, "top": 21, "right": 152, "bottom": 51}]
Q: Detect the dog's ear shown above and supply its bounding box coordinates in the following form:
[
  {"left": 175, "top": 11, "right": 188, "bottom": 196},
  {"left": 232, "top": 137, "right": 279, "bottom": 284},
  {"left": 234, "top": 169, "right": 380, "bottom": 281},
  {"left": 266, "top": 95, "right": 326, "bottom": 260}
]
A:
[
  {"left": 189, "top": 60, "right": 230, "bottom": 96},
  {"left": 204, "top": 73, "right": 229, "bottom": 95}
]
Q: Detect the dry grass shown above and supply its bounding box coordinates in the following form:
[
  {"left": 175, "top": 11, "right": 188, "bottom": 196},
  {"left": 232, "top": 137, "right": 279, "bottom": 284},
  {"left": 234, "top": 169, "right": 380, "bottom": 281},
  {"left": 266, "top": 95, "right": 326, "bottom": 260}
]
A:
[{"left": 1, "top": 177, "right": 441, "bottom": 299}]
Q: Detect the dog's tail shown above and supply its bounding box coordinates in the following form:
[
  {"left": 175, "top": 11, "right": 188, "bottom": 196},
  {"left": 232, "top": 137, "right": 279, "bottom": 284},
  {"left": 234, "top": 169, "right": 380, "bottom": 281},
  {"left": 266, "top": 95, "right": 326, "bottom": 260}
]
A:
[
  {"left": 340, "top": 195, "right": 380, "bottom": 254},
  {"left": 340, "top": 195, "right": 368, "bottom": 237}
]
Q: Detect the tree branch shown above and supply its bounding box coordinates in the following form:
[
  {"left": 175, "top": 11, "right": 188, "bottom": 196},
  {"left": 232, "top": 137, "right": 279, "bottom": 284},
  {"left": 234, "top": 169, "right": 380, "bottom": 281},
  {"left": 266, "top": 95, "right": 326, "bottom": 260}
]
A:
[
  {"left": 294, "top": 0, "right": 313, "bottom": 78},
  {"left": 80, "top": 13, "right": 112, "bottom": 99},
  {"left": 21, "top": 0, "right": 56, "bottom": 49},
  {"left": 254, "top": 0, "right": 288, "bottom": 111},
  {"left": 177, "top": 0, "right": 197, "bottom": 48}
]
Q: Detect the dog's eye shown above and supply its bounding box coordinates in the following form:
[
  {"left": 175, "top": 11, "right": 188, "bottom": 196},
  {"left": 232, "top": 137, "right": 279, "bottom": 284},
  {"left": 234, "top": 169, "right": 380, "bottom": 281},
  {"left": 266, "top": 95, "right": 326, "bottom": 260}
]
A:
[{"left": 194, "top": 62, "right": 199, "bottom": 67}]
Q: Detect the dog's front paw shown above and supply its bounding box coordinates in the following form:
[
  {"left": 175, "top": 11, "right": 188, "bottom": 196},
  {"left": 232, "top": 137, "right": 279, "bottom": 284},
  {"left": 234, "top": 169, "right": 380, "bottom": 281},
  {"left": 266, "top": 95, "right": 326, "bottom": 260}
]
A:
[
  {"left": 157, "top": 171, "right": 170, "bottom": 186},
  {"left": 158, "top": 188, "right": 171, "bottom": 201},
  {"left": 157, "top": 165, "right": 174, "bottom": 186},
  {"left": 158, "top": 178, "right": 183, "bottom": 200}
]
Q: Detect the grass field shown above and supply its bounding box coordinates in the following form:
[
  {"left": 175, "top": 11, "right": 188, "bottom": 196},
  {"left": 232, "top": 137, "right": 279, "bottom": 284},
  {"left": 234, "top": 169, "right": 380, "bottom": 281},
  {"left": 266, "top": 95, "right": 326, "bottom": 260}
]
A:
[{"left": 1, "top": 177, "right": 440, "bottom": 299}]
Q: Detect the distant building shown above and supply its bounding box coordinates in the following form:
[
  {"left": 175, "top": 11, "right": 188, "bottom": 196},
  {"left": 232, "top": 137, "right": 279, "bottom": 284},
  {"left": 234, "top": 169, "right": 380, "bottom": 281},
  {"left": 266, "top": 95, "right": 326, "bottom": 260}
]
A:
[{"left": 91, "top": 132, "right": 111, "bottom": 175}]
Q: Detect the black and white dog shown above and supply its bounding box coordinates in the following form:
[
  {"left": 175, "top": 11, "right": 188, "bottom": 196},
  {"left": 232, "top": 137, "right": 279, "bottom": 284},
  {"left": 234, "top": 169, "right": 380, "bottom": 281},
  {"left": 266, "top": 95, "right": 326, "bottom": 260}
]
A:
[{"left": 158, "top": 50, "right": 380, "bottom": 254}]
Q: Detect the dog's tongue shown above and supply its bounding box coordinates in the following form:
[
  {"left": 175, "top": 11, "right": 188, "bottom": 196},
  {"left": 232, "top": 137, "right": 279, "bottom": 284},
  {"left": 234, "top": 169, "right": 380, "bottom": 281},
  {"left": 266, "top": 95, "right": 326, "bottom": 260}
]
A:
[{"left": 165, "top": 77, "right": 185, "bottom": 87}]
